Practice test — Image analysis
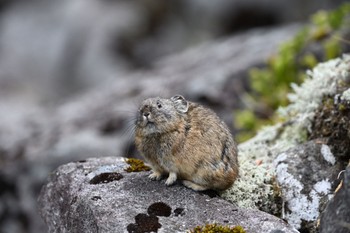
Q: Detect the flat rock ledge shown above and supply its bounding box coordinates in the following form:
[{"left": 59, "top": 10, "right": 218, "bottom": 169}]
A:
[{"left": 38, "top": 157, "right": 298, "bottom": 233}]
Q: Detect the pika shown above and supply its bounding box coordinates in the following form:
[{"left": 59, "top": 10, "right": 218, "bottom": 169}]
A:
[{"left": 134, "top": 95, "right": 239, "bottom": 191}]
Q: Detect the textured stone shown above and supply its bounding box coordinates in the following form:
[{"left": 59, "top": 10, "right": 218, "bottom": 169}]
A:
[
  {"left": 274, "top": 141, "right": 343, "bottom": 232},
  {"left": 320, "top": 165, "right": 350, "bottom": 233},
  {"left": 222, "top": 55, "right": 350, "bottom": 233},
  {"left": 38, "top": 157, "right": 298, "bottom": 233}
]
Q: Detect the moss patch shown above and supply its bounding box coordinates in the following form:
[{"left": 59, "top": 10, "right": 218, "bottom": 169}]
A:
[
  {"left": 188, "top": 223, "right": 246, "bottom": 233},
  {"left": 222, "top": 55, "right": 350, "bottom": 219},
  {"left": 309, "top": 91, "right": 350, "bottom": 162},
  {"left": 235, "top": 3, "right": 350, "bottom": 142},
  {"left": 124, "top": 158, "right": 151, "bottom": 173}
]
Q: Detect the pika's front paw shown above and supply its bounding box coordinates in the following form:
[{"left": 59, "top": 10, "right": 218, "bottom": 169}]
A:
[
  {"left": 149, "top": 171, "right": 162, "bottom": 181},
  {"left": 165, "top": 172, "right": 177, "bottom": 186}
]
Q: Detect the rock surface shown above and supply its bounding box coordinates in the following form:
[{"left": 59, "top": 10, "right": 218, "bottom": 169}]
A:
[
  {"left": 320, "top": 164, "right": 350, "bottom": 233},
  {"left": 274, "top": 141, "right": 343, "bottom": 232},
  {"left": 38, "top": 157, "right": 298, "bottom": 233},
  {"left": 221, "top": 55, "right": 350, "bottom": 233}
]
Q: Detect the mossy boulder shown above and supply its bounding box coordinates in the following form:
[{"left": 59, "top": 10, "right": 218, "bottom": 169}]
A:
[{"left": 221, "top": 54, "right": 350, "bottom": 232}]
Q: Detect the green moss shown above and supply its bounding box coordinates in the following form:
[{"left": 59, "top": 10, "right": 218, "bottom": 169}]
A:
[
  {"left": 338, "top": 103, "right": 347, "bottom": 111},
  {"left": 324, "top": 37, "right": 342, "bottom": 60},
  {"left": 309, "top": 92, "right": 350, "bottom": 158},
  {"left": 124, "top": 158, "right": 151, "bottom": 173},
  {"left": 188, "top": 223, "right": 246, "bottom": 233},
  {"left": 235, "top": 3, "right": 350, "bottom": 143}
]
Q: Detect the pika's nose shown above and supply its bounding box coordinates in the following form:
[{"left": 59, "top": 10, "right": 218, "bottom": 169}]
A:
[{"left": 143, "top": 112, "right": 150, "bottom": 117}]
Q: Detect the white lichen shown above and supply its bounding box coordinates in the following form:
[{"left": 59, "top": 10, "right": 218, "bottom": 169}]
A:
[
  {"left": 221, "top": 55, "right": 350, "bottom": 223},
  {"left": 314, "top": 179, "right": 332, "bottom": 195},
  {"left": 321, "top": 144, "right": 336, "bottom": 165},
  {"left": 278, "top": 54, "right": 350, "bottom": 132},
  {"left": 340, "top": 88, "right": 350, "bottom": 101},
  {"left": 275, "top": 154, "right": 333, "bottom": 228}
]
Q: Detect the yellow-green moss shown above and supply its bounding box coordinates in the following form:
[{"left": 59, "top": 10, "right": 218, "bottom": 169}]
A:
[
  {"left": 124, "top": 158, "right": 151, "bottom": 173},
  {"left": 338, "top": 103, "right": 347, "bottom": 111},
  {"left": 188, "top": 223, "right": 246, "bottom": 233}
]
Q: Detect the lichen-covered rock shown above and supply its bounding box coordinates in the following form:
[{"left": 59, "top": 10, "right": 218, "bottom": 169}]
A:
[
  {"left": 221, "top": 55, "right": 350, "bottom": 231},
  {"left": 38, "top": 157, "right": 298, "bottom": 233},
  {"left": 274, "top": 141, "right": 343, "bottom": 232},
  {"left": 320, "top": 164, "right": 350, "bottom": 233}
]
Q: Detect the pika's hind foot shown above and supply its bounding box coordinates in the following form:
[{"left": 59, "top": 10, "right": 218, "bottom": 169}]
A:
[
  {"left": 148, "top": 171, "right": 162, "bottom": 181},
  {"left": 182, "top": 180, "right": 207, "bottom": 191},
  {"left": 165, "top": 172, "right": 177, "bottom": 186}
]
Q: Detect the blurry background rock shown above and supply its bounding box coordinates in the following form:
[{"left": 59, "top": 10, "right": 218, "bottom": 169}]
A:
[
  {"left": 0, "top": 0, "right": 347, "bottom": 105},
  {"left": 0, "top": 0, "right": 348, "bottom": 233}
]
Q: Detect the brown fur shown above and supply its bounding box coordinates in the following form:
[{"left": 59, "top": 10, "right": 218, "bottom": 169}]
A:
[{"left": 134, "top": 95, "right": 239, "bottom": 191}]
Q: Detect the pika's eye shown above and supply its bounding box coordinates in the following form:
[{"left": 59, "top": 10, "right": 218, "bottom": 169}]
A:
[{"left": 157, "top": 101, "right": 162, "bottom": 108}]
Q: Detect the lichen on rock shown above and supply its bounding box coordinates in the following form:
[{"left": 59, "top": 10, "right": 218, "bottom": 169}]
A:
[
  {"left": 340, "top": 88, "right": 350, "bottom": 101},
  {"left": 221, "top": 54, "right": 350, "bottom": 230}
]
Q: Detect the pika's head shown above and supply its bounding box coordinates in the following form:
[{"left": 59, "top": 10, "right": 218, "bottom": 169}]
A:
[{"left": 135, "top": 95, "right": 189, "bottom": 135}]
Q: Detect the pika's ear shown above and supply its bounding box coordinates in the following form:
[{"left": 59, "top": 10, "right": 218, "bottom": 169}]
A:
[{"left": 171, "top": 95, "right": 188, "bottom": 113}]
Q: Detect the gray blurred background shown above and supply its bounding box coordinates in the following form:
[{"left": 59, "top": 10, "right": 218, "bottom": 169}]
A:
[{"left": 0, "top": 0, "right": 347, "bottom": 232}]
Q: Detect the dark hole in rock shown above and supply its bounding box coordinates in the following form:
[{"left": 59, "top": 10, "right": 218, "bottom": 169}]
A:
[
  {"left": 126, "top": 223, "right": 139, "bottom": 233},
  {"left": 91, "top": 196, "right": 102, "bottom": 201},
  {"left": 173, "top": 208, "right": 185, "bottom": 217},
  {"left": 199, "top": 189, "right": 219, "bottom": 198},
  {"left": 78, "top": 160, "right": 87, "bottom": 163},
  {"left": 89, "top": 172, "right": 123, "bottom": 184},
  {"left": 127, "top": 213, "right": 161, "bottom": 233},
  {"left": 147, "top": 202, "right": 172, "bottom": 217},
  {"left": 223, "top": 220, "right": 229, "bottom": 223}
]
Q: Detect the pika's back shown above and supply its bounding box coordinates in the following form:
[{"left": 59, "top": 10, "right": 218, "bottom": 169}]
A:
[{"left": 186, "top": 102, "right": 232, "bottom": 141}]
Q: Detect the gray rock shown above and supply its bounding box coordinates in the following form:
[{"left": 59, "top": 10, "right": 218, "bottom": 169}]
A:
[
  {"left": 1, "top": 24, "right": 301, "bottom": 162},
  {"left": 274, "top": 141, "right": 343, "bottom": 232},
  {"left": 0, "top": 0, "right": 344, "bottom": 105},
  {"left": 38, "top": 157, "right": 298, "bottom": 233},
  {"left": 320, "top": 165, "right": 350, "bottom": 233}
]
